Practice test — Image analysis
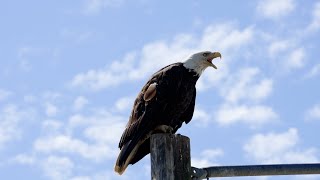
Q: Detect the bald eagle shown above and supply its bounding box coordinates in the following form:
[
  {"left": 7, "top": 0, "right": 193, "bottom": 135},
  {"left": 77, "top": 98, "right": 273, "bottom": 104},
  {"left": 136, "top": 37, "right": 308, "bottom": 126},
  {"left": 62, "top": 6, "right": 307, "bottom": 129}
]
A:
[{"left": 115, "top": 51, "right": 221, "bottom": 175}]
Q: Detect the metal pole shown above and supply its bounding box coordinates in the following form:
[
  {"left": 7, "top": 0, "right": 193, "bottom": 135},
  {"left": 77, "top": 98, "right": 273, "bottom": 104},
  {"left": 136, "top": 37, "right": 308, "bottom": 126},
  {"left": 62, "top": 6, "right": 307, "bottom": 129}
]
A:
[{"left": 192, "top": 163, "right": 320, "bottom": 179}]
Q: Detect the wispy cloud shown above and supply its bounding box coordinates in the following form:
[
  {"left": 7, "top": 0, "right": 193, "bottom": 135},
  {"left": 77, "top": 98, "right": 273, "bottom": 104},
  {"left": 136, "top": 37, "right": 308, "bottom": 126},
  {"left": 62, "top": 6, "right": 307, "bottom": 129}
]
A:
[
  {"left": 306, "top": 2, "right": 320, "bottom": 32},
  {"left": 73, "top": 96, "right": 89, "bottom": 111},
  {"left": 17, "top": 46, "right": 59, "bottom": 72},
  {"left": 70, "top": 23, "right": 254, "bottom": 91},
  {"left": 207, "top": 66, "right": 277, "bottom": 128},
  {"left": 10, "top": 154, "right": 36, "bottom": 165},
  {"left": 0, "top": 89, "right": 12, "bottom": 101},
  {"left": 34, "top": 108, "right": 126, "bottom": 162},
  {"left": 45, "top": 102, "right": 59, "bottom": 117},
  {"left": 42, "top": 156, "right": 74, "bottom": 180},
  {"left": 70, "top": 52, "right": 138, "bottom": 91},
  {"left": 305, "top": 63, "right": 320, "bottom": 79},
  {"left": 244, "top": 128, "right": 319, "bottom": 163},
  {"left": 34, "top": 135, "right": 117, "bottom": 161},
  {"left": 23, "top": 95, "right": 37, "bottom": 103},
  {"left": 114, "top": 96, "right": 134, "bottom": 112},
  {"left": 43, "top": 91, "right": 61, "bottom": 101},
  {"left": 70, "top": 176, "right": 91, "bottom": 180},
  {"left": 192, "top": 106, "right": 211, "bottom": 127},
  {"left": 11, "top": 92, "right": 138, "bottom": 179},
  {"left": 0, "top": 104, "right": 36, "bottom": 149},
  {"left": 285, "top": 47, "right": 306, "bottom": 70},
  {"left": 17, "top": 47, "right": 34, "bottom": 72},
  {"left": 191, "top": 148, "right": 224, "bottom": 167},
  {"left": 41, "top": 119, "right": 63, "bottom": 135},
  {"left": 268, "top": 40, "right": 292, "bottom": 56},
  {"left": 267, "top": 38, "right": 307, "bottom": 72},
  {"left": 220, "top": 67, "right": 273, "bottom": 104},
  {"left": 256, "top": 0, "right": 295, "bottom": 20},
  {"left": 41, "top": 92, "right": 62, "bottom": 117},
  {"left": 67, "top": 109, "right": 126, "bottom": 144},
  {"left": 60, "top": 29, "right": 95, "bottom": 44},
  {"left": 83, "top": 0, "right": 126, "bottom": 14},
  {"left": 305, "top": 104, "right": 320, "bottom": 121},
  {"left": 215, "top": 104, "right": 277, "bottom": 127}
]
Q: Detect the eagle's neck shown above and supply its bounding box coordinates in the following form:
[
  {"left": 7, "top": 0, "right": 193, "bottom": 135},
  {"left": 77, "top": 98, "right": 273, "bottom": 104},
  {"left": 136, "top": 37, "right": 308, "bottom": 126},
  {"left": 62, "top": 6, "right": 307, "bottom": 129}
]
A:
[{"left": 183, "top": 59, "right": 207, "bottom": 76}]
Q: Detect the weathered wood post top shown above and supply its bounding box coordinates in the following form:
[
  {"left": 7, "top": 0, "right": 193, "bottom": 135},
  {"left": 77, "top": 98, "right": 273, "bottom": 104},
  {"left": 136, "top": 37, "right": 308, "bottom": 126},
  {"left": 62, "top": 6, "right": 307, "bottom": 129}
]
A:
[{"left": 150, "top": 133, "right": 191, "bottom": 180}]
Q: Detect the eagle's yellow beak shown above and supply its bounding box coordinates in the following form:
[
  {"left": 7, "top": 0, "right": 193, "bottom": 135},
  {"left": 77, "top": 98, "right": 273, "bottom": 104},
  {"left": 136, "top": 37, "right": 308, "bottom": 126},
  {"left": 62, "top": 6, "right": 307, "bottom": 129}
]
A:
[{"left": 207, "top": 52, "right": 222, "bottom": 69}]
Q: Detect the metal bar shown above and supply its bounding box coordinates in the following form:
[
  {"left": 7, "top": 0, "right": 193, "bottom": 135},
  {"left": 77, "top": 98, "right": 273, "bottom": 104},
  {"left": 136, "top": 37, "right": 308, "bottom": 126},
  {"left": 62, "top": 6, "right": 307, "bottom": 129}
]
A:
[{"left": 192, "top": 163, "right": 320, "bottom": 179}]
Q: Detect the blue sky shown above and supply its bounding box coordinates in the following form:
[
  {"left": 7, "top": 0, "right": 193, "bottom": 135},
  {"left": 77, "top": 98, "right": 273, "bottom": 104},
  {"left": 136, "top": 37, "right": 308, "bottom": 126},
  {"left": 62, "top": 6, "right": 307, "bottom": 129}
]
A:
[{"left": 1, "top": 0, "right": 320, "bottom": 179}]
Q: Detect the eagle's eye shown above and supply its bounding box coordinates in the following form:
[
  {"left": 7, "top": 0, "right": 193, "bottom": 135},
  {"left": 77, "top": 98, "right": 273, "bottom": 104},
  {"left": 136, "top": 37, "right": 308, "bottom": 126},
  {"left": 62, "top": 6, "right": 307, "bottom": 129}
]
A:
[{"left": 202, "top": 52, "right": 210, "bottom": 57}]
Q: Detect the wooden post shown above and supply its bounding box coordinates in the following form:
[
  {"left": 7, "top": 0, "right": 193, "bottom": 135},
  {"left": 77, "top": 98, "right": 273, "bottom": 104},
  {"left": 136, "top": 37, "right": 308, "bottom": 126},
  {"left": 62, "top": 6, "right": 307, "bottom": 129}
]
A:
[{"left": 150, "top": 133, "right": 191, "bottom": 180}]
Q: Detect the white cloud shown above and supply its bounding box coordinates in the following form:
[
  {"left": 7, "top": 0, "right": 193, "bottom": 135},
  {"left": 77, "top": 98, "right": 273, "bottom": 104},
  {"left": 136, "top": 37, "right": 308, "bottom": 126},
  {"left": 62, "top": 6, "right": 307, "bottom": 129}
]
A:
[
  {"left": 191, "top": 148, "right": 224, "bottom": 167},
  {"left": 191, "top": 158, "right": 212, "bottom": 168},
  {"left": 42, "top": 156, "right": 74, "bottom": 180},
  {"left": 42, "top": 92, "right": 61, "bottom": 117},
  {"left": 0, "top": 89, "right": 12, "bottom": 101},
  {"left": 43, "top": 91, "right": 61, "bottom": 101},
  {"left": 199, "top": 24, "right": 254, "bottom": 51},
  {"left": 114, "top": 96, "right": 134, "bottom": 112},
  {"left": 42, "top": 119, "right": 63, "bottom": 135},
  {"left": 17, "top": 46, "right": 59, "bottom": 72},
  {"left": 244, "top": 128, "right": 319, "bottom": 163},
  {"left": 196, "top": 24, "right": 254, "bottom": 91},
  {"left": 305, "top": 64, "right": 320, "bottom": 78},
  {"left": 212, "top": 66, "right": 276, "bottom": 127},
  {"left": 71, "top": 52, "right": 137, "bottom": 91},
  {"left": 195, "top": 65, "right": 229, "bottom": 91},
  {"left": 84, "top": 0, "right": 125, "bottom": 14},
  {"left": 305, "top": 104, "right": 320, "bottom": 121},
  {"left": 220, "top": 67, "right": 273, "bottom": 104},
  {"left": 268, "top": 40, "right": 291, "bottom": 56},
  {"left": 70, "top": 176, "right": 91, "bottom": 180},
  {"left": 67, "top": 109, "right": 126, "bottom": 143},
  {"left": 256, "top": 0, "right": 295, "bottom": 20},
  {"left": 73, "top": 96, "right": 89, "bottom": 111},
  {"left": 0, "top": 104, "right": 35, "bottom": 149},
  {"left": 45, "top": 102, "right": 58, "bottom": 117},
  {"left": 71, "top": 23, "right": 254, "bottom": 91},
  {"left": 35, "top": 109, "right": 126, "bottom": 162},
  {"left": 215, "top": 104, "right": 277, "bottom": 127},
  {"left": 201, "top": 149, "right": 224, "bottom": 159},
  {"left": 192, "top": 107, "right": 211, "bottom": 127},
  {"left": 11, "top": 154, "right": 36, "bottom": 165},
  {"left": 267, "top": 38, "right": 307, "bottom": 72},
  {"left": 307, "top": 2, "right": 320, "bottom": 32},
  {"left": 34, "top": 135, "right": 117, "bottom": 162},
  {"left": 28, "top": 99, "right": 134, "bottom": 179},
  {"left": 63, "top": 171, "right": 127, "bottom": 180},
  {"left": 84, "top": 122, "right": 124, "bottom": 144},
  {"left": 285, "top": 47, "right": 306, "bottom": 70}
]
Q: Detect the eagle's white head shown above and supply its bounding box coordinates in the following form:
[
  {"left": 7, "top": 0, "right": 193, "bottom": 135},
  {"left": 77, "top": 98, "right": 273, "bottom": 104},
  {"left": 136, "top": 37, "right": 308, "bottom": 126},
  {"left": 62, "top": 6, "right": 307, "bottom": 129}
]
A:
[{"left": 183, "top": 51, "right": 221, "bottom": 75}]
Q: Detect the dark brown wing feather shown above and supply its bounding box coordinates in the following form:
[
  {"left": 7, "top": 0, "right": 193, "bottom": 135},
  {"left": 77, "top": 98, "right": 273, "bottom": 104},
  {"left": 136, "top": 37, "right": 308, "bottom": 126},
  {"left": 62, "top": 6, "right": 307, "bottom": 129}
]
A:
[
  {"left": 171, "top": 89, "right": 196, "bottom": 133},
  {"left": 118, "top": 63, "right": 185, "bottom": 149},
  {"left": 116, "top": 62, "right": 199, "bottom": 171}
]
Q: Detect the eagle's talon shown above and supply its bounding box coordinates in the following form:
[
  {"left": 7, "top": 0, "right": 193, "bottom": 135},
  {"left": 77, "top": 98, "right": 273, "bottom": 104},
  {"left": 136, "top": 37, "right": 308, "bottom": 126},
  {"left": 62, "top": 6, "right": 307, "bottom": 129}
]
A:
[{"left": 155, "top": 125, "right": 173, "bottom": 134}]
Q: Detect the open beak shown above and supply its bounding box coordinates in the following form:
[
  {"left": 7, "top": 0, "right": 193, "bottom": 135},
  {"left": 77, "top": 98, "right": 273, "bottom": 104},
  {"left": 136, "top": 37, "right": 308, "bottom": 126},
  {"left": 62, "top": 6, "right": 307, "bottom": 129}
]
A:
[{"left": 207, "top": 52, "right": 222, "bottom": 69}]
